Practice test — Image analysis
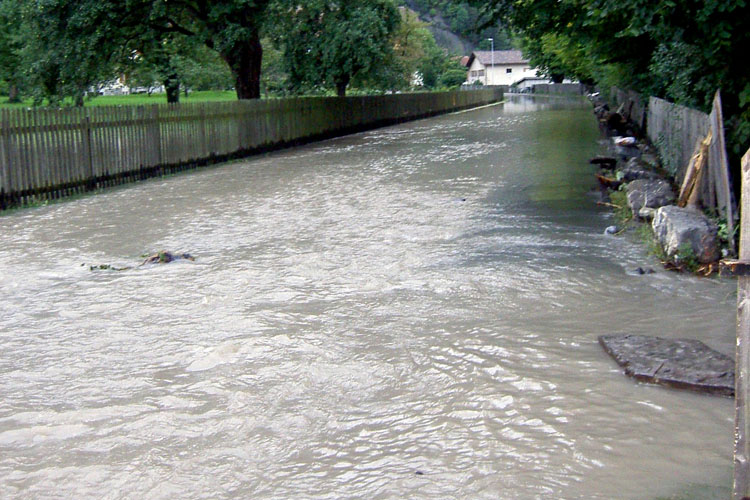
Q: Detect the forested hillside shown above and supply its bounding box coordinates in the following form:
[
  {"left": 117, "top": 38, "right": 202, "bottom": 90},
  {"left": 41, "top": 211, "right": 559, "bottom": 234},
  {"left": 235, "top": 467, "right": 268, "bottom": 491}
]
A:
[{"left": 399, "top": 0, "right": 511, "bottom": 54}]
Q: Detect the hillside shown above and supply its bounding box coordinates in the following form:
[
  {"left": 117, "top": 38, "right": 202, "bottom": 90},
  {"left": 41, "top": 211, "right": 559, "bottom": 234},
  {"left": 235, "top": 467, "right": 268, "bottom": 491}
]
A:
[{"left": 400, "top": 0, "right": 511, "bottom": 55}]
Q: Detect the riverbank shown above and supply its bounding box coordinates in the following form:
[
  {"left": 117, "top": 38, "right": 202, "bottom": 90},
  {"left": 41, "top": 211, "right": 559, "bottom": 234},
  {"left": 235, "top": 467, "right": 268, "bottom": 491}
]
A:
[{"left": 588, "top": 94, "right": 731, "bottom": 275}]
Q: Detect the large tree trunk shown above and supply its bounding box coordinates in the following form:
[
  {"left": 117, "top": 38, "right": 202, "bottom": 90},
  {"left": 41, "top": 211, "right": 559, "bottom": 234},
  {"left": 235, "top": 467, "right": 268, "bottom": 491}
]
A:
[
  {"left": 7, "top": 83, "right": 20, "bottom": 103},
  {"left": 164, "top": 73, "right": 180, "bottom": 104},
  {"left": 74, "top": 86, "right": 86, "bottom": 107},
  {"left": 222, "top": 31, "right": 262, "bottom": 100},
  {"left": 335, "top": 75, "right": 350, "bottom": 97}
]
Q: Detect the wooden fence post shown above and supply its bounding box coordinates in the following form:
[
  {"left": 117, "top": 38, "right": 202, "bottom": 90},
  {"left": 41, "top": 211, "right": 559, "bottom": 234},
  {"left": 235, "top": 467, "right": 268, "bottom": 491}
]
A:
[
  {"left": 0, "top": 110, "right": 14, "bottom": 208},
  {"left": 81, "top": 113, "right": 96, "bottom": 190},
  {"left": 735, "top": 147, "right": 750, "bottom": 500},
  {"left": 710, "top": 91, "right": 736, "bottom": 255}
]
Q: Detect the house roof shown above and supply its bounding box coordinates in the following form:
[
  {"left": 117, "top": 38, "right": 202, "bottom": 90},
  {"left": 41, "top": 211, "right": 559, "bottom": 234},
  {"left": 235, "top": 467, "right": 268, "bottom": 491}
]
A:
[
  {"left": 467, "top": 50, "right": 528, "bottom": 67},
  {"left": 459, "top": 55, "right": 470, "bottom": 67}
]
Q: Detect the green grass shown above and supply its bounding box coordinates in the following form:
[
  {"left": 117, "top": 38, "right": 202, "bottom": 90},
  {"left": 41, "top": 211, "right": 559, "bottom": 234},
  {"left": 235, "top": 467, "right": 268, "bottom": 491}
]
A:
[
  {"left": 0, "top": 90, "right": 239, "bottom": 109},
  {"left": 608, "top": 189, "right": 633, "bottom": 226},
  {"left": 636, "top": 222, "right": 667, "bottom": 261}
]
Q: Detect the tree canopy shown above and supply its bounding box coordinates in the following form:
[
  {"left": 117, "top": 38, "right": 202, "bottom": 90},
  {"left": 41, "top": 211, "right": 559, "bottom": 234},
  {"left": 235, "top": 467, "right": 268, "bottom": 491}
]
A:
[
  {"left": 271, "top": 0, "right": 401, "bottom": 96},
  {"left": 471, "top": 0, "right": 750, "bottom": 156}
]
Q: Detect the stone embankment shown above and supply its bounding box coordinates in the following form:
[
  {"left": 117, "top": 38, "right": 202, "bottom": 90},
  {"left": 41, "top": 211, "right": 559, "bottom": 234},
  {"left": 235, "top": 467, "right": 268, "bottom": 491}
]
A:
[
  {"left": 590, "top": 94, "right": 721, "bottom": 273},
  {"left": 590, "top": 93, "right": 732, "bottom": 395}
]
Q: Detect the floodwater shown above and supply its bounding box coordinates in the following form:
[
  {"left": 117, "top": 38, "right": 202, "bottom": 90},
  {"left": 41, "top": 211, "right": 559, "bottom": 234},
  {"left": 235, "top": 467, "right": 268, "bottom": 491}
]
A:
[{"left": 0, "top": 96, "right": 737, "bottom": 499}]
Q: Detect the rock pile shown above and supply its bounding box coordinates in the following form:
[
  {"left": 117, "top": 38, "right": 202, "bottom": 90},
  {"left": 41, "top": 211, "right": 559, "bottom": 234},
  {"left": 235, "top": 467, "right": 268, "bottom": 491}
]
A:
[{"left": 588, "top": 93, "right": 721, "bottom": 272}]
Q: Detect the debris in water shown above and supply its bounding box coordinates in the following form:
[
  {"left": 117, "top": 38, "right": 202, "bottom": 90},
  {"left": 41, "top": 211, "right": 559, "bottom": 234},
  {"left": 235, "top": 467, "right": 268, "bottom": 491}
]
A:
[
  {"left": 88, "top": 263, "right": 131, "bottom": 272},
  {"left": 613, "top": 136, "right": 637, "bottom": 147},
  {"left": 595, "top": 173, "right": 621, "bottom": 190},
  {"left": 141, "top": 251, "right": 195, "bottom": 265},
  {"left": 589, "top": 156, "right": 617, "bottom": 167},
  {"left": 86, "top": 251, "right": 195, "bottom": 271}
]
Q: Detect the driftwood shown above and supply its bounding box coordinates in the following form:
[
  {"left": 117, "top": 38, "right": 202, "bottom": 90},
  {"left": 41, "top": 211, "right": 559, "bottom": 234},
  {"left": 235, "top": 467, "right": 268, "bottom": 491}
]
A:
[
  {"left": 677, "top": 131, "right": 712, "bottom": 208},
  {"left": 88, "top": 251, "right": 195, "bottom": 272},
  {"left": 595, "top": 173, "right": 622, "bottom": 189},
  {"left": 589, "top": 156, "right": 617, "bottom": 167},
  {"left": 141, "top": 251, "right": 195, "bottom": 265}
]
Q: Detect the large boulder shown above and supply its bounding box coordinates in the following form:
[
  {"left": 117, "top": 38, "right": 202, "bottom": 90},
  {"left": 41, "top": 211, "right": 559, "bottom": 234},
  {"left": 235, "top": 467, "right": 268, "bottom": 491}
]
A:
[
  {"left": 619, "top": 158, "right": 659, "bottom": 182},
  {"left": 652, "top": 206, "right": 720, "bottom": 263},
  {"left": 625, "top": 178, "right": 675, "bottom": 214}
]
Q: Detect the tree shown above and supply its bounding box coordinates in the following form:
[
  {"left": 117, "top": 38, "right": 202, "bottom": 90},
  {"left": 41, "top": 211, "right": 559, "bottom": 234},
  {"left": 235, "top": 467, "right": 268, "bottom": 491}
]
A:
[
  {"left": 176, "top": 1, "right": 272, "bottom": 99},
  {"left": 17, "top": 0, "right": 125, "bottom": 105},
  {"left": 260, "top": 38, "right": 286, "bottom": 96},
  {"left": 273, "top": 0, "right": 401, "bottom": 96},
  {"left": 12, "top": 0, "right": 273, "bottom": 102},
  {"left": 391, "top": 7, "right": 451, "bottom": 90},
  {"left": 0, "top": 1, "right": 23, "bottom": 102},
  {"left": 469, "top": 0, "right": 750, "bottom": 156}
]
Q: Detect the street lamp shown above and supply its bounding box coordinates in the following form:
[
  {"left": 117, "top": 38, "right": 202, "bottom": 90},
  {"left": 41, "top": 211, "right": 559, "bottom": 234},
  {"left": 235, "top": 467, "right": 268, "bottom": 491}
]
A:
[{"left": 487, "top": 38, "right": 494, "bottom": 86}]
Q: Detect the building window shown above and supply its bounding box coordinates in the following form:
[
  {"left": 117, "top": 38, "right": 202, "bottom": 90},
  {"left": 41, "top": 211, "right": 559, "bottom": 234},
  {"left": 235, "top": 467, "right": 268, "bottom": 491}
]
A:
[
  {"left": 478, "top": 70, "right": 485, "bottom": 77},
  {"left": 471, "top": 71, "right": 477, "bottom": 77},
  {"left": 506, "top": 68, "right": 512, "bottom": 73}
]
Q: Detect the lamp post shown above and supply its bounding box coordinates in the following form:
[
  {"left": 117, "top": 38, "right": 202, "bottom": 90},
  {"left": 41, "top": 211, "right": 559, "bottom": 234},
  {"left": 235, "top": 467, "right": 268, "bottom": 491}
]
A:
[{"left": 487, "top": 38, "right": 494, "bottom": 86}]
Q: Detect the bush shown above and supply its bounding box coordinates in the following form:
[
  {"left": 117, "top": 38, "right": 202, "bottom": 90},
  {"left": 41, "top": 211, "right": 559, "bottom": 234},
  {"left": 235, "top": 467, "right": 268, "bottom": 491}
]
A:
[{"left": 440, "top": 68, "right": 467, "bottom": 89}]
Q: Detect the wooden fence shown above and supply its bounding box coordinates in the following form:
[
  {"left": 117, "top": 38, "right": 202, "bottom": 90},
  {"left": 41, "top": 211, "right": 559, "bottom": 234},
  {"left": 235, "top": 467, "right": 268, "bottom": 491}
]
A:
[
  {"left": 647, "top": 92, "right": 734, "bottom": 239},
  {"left": 606, "top": 87, "right": 735, "bottom": 244},
  {"left": 0, "top": 89, "right": 503, "bottom": 209},
  {"left": 608, "top": 87, "right": 647, "bottom": 133}
]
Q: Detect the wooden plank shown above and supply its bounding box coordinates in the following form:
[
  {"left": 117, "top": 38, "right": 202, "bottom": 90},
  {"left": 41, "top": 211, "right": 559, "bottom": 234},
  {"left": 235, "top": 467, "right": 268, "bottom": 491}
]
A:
[
  {"left": 66, "top": 108, "right": 78, "bottom": 189},
  {"left": 16, "top": 109, "right": 28, "bottom": 201},
  {"left": 11, "top": 109, "right": 21, "bottom": 198},
  {"left": 678, "top": 133, "right": 711, "bottom": 207},
  {"left": 711, "top": 91, "right": 736, "bottom": 255},
  {"left": 47, "top": 109, "right": 60, "bottom": 193},
  {"left": 50, "top": 108, "right": 63, "bottom": 191},
  {"left": 1, "top": 109, "right": 13, "bottom": 200},
  {"left": 81, "top": 112, "right": 95, "bottom": 188},
  {"left": 36, "top": 109, "right": 51, "bottom": 197},
  {"left": 28, "top": 108, "right": 40, "bottom": 198},
  {"left": 735, "top": 148, "right": 750, "bottom": 500}
]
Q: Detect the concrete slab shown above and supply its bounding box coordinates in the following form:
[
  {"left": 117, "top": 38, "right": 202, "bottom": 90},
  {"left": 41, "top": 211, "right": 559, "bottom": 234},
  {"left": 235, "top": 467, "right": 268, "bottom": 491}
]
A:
[{"left": 599, "top": 334, "right": 734, "bottom": 397}]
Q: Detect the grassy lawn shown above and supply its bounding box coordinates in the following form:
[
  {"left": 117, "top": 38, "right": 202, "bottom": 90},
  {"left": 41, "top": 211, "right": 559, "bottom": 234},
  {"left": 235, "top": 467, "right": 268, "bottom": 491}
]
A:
[{"left": 0, "top": 90, "right": 240, "bottom": 108}]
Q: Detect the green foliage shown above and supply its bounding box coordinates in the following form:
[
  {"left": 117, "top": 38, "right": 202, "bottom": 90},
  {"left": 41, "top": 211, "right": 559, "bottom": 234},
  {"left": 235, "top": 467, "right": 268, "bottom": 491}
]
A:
[
  {"left": 608, "top": 189, "right": 632, "bottom": 226},
  {"left": 0, "top": 1, "right": 23, "bottom": 101},
  {"left": 674, "top": 243, "right": 700, "bottom": 273},
  {"left": 471, "top": 0, "right": 750, "bottom": 158},
  {"left": 260, "top": 39, "right": 287, "bottom": 96},
  {"left": 440, "top": 68, "right": 468, "bottom": 89},
  {"left": 271, "top": 0, "right": 401, "bottom": 96},
  {"left": 389, "top": 9, "right": 434, "bottom": 89},
  {"left": 636, "top": 222, "right": 667, "bottom": 262},
  {"left": 4, "top": 0, "right": 273, "bottom": 103}
]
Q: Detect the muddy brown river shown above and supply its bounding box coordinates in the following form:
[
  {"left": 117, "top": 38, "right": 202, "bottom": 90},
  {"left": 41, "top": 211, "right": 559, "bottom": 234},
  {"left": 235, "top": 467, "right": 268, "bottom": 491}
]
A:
[{"left": 0, "top": 96, "right": 736, "bottom": 499}]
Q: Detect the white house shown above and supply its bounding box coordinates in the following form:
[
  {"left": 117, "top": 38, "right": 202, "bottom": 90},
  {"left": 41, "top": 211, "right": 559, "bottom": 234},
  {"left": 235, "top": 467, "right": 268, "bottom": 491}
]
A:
[{"left": 465, "top": 50, "right": 540, "bottom": 86}]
